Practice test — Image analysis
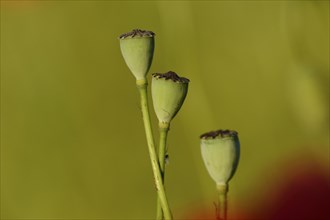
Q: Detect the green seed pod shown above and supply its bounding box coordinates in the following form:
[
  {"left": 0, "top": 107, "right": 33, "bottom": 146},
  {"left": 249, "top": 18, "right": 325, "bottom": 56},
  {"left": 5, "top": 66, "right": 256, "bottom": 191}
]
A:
[
  {"left": 151, "top": 71, "right": 190, "bottom": 124},
  {"left": 200, "top": 130, "right": 240, "bottom": 186},
  {"left": 119, "top": 29, "right": 155, "bottom": 81}
]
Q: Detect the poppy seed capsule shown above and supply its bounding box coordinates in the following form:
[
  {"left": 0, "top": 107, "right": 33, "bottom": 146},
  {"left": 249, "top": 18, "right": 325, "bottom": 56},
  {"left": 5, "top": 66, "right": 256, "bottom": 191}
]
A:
[
  {"left": 200, "top": 130, "right": 240, "bottom": 186},
  {"left": 119, "top": 29, "right": 155, "bottom": 80},
  {"left": 152, "top": 71, "right": 189, "bottom": 124}
]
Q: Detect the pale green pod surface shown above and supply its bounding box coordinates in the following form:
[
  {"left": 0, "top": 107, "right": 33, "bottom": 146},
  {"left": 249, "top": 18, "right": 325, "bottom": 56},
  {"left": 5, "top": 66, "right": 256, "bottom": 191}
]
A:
[
  {"left": 151, "top": 71, "right": 190, "bottom": 124},
  {"left": 119, "top": 29, "right": 155, "bottom": 80},
  {"left": 200, "top": 130, "right": 240, "bottom": 186}
]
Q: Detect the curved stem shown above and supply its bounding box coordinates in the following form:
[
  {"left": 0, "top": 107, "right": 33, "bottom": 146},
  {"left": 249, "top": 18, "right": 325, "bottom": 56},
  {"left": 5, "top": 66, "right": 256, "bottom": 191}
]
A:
[
  {"left": 137, "top": 80, "right": 172, "bottom": 220},
  {"left": 156, "top": 123, "right": 170, "bottom": 220},
  {"left": 216, "top": 184, "right": 228, "bottom": 220}
]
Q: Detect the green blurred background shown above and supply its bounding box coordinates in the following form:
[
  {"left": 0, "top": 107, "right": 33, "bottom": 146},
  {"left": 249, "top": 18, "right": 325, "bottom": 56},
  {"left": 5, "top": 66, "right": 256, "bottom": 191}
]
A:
[{"left": 1, "top": 1, "right": 329, "bottom": 219}]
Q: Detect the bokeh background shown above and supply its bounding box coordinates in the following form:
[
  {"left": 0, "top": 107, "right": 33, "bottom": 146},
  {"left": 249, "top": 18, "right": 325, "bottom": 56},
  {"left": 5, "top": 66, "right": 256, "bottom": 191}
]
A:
[{"left": 1, "top": 1, "right": 329, "bottom": 219}]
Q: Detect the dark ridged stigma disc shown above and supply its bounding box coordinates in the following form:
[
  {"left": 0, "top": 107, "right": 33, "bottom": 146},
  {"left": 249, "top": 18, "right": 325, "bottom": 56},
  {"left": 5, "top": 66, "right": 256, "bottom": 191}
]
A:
[
  {"left": 119, "top": 29, "right": 155, "bottom": 39},
  {"left": 200, "top": 129, "right": 238, "bottom": 139},
  {"left": 152, "top": 71, "right": 190, "bottom": 83}
]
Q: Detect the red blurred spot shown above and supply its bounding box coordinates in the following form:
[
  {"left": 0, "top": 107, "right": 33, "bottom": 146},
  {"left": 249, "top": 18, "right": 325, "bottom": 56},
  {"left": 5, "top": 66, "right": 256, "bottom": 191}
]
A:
[
  {"left": 261, "top": 158, "right": 330, "bottom": 220},
  {"left": 185, "top": 155, "right": 329, "bottom": 220}
]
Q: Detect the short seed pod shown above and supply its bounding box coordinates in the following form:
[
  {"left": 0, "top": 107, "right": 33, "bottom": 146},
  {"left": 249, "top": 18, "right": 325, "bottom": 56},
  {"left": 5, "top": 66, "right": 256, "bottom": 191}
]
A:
[
  {"left": 200, "top": 130, "right": 240, "bottom": 187},
  {"left": 152, "top": 71, "right": 190, "bottom": 125},
  {"left": 119, "top": 29, "right": 155, "bottom": 81}
]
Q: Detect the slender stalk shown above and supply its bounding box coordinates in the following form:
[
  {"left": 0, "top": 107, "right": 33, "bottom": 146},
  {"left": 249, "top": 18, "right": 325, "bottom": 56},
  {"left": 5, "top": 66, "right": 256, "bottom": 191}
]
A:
[
  {"left": 216, "top": 184, "right": 228, "bottom": 220},
  {"left": 156, "top": 123, "right": 170, "bottom": 220},
  {"left": 136, "top": 79, "right": 172, "bottom": 220}
]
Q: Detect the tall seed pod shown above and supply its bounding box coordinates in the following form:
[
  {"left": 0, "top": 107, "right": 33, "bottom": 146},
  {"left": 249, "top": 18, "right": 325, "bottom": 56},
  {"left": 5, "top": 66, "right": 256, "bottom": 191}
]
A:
[
  {"left": 119, "top": 29, "right": 173, "bottom": 219},
  {"left": 119, "top": 29, "right": 155, "bottom": 81},
  {"left": 151, "top": 71, "right": 190, "bottom": 126}
]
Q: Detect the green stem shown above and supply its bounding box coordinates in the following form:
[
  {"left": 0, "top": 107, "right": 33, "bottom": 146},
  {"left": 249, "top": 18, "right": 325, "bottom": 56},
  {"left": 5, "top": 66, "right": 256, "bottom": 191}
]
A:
[
  {"left": 216, "top": 184, "right": 228, "bottom": 220},
  {"left": 136, "top": 80, "right": 172, "bottom": 220},
  {"left": 156, "top": 123, "right": 170, "bottom": 220}
]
